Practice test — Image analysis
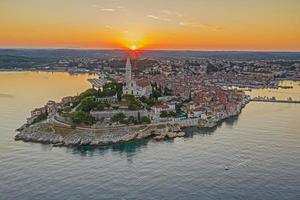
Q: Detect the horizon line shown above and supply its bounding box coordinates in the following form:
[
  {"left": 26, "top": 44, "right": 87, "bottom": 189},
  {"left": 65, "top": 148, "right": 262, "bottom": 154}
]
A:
[{"left": 0, "top": 47, "right": 300, "bottom": 53}]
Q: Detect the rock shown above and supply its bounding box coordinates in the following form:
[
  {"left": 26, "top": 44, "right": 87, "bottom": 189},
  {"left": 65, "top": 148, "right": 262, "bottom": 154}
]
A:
[
  {"left": 176, "top": 132, "right": 185, "bottom": 137},
  {"left": 154, "top": 135, "right": 165, "bottom": 140},
  {"left": 79, "top": 134, "right": 95, "bottom": 145},
  {"left": 63, "top": 134, "right": 82, "bottom": 146},
  {"left": 166, "top": 132, "right": 177, "bottom": 138}
]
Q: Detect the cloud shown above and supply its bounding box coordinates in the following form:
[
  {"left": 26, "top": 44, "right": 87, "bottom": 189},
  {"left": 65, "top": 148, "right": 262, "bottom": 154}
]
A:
[
  {"left": 179, "top": 21, "right": 200, "bottom": 27},
  {"left": 100, "top": 8, "right": 116, "bottom": 12},
  {"left": 147, "top": 14, "right": 171, "bottom": 22},
  {"left": 179, "top": 21, "right": 224, "bottom": 31},
  {"left": 93, "top": 4, "right": 124, "bottom": 12},
  {"left": 147, "top": 15, "right": 160, "bottom": 20}
]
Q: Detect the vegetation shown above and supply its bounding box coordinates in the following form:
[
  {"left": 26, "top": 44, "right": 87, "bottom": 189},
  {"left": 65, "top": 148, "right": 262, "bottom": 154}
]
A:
[
  {"left": 69, "top": 111, "right": 95, "bottom": 125},
  {"left": 123, "top": 94, "right": 143, "bottom": 110},
  {"left": 160, "top": 111, "right": 178, "bottom": 118},
  {"left": 63, "top": 106, "right": 72, "bottom": 113},
  {"left": 140, "top": 116, "right": 151, "bottom": 124},
  {"left": 139, "top": 96, "right": 160, "bottom": 107},
  {"left": 151, "top": 82, "right": 163, "bottom": 99},
  {"left": 78, "top": 88, "right": 98, "bottom": 100},
  {"left": 175, "top": 103, "right": 183, "bottom": 114},
  {"left": 33, "top": 113, "right": 48, "bottom": 123},
  {"left": 111, "top": 112, "right": 151, "bottom": 125},
  {"left": 98, "top": 82, "right": 123, "bottom": 100},
  {"left": 163, "top": 86, "right": 173, "bottom": 96},
  {"left": 78, "top": 96, "right": 97, "bottom": 112},
  {"left": 111, "top": 113, "right": 126, "bottom": 123},
  {"left": 78, "top": 82, "right": 123, "bottom": 100}
]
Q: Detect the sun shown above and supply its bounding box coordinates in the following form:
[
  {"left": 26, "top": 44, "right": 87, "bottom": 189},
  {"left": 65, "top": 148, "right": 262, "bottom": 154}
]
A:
[{"left": 131, "top": 45, "right": 136, "bottom": 51}]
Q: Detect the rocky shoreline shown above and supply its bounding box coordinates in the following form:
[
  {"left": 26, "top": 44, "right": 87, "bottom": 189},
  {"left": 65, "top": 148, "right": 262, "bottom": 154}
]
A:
[
  {"left": 15, "top": 122, "right": 187, "bottom": 146},
  {"left": 15, "top": 107, "right": 243, "bottom": 147}
]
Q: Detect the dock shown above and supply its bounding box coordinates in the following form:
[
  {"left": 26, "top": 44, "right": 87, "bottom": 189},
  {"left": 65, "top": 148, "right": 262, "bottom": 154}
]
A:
[{"left": 250, "top": 99, "right": 300, "bottom": 104}]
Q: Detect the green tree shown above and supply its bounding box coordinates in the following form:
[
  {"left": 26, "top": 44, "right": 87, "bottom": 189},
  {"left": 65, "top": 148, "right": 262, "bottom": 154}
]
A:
[
  {"left": 111, "top": 113, "right": 126, "bottom": 123},
  {"left": 70, "top": 111, "right": 95, "bottom": 125},
  {"left": 78, "top": 96, "right": 96, "bottom": 112},
  {"left": 63, "top": 106, "right": 72, "bottom": 113},
  {"left": 79, "top": 88, "right": 97, "bottom": 100},
  {"left": 140, "top": 116, "right": 151, "bottom": 124},
  {"left": 175, "top": 103, "right": 183, "bottom": 114},
  {"left": 160, "top": 110, "right": 169, "bottom": 118},
  {"left": 96, "top": 103, "right": 105, "bottom": 111},
  {"left": 128, "top": 116, "right": 135, "bottom": 124}
]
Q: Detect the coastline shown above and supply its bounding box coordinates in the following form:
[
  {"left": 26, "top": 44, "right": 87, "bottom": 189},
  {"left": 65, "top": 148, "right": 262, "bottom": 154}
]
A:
[{"left": 15, "top": 105, "right": 244, "bottom": 147}]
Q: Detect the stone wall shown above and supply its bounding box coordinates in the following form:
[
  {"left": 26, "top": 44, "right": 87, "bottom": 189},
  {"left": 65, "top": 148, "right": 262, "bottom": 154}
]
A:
[{"left": 90, "top": 110, "right": 149, "bottom": 120}]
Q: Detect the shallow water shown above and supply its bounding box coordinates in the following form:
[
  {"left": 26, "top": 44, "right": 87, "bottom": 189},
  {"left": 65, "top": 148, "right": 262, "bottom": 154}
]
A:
[{"left": 0, "top": 72, "right": 300, "bottom": 200}]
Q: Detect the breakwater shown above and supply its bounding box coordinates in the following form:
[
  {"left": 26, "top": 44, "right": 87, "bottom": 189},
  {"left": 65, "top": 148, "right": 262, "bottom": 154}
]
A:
[{"left": 250, "top": 99, "right": 300, "bottom": 104}]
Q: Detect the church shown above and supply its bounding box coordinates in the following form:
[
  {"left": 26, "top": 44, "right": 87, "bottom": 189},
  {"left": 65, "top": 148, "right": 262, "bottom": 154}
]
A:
[{"left": 122, "top": 57, "right": 152, "bottom": 97}]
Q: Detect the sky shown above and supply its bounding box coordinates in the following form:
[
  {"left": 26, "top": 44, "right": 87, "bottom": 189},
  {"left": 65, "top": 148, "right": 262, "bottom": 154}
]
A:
[{"left": 0, "top": 0, "right": 300, "bottom": 51}]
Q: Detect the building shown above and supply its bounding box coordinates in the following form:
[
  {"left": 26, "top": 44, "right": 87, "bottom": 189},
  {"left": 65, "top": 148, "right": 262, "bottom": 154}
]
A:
[
  {"left": 122, "top": 57, "right": 152, "bottom": 97},
  {"left": 152, "top": 103, "right": 176, "bottom": 115}
]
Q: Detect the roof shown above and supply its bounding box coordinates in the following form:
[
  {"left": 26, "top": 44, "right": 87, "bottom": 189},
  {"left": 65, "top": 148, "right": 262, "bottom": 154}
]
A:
[
  {"left": 157, "top": 104, "right": 170, "bottom": 109},
  {"left": 136, "top": 79, "right": 150, "bottom": 88}
]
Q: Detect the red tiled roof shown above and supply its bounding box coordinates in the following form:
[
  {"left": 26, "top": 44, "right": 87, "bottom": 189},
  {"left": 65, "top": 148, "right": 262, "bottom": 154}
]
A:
[
  {"left": 157, "top": 104, "right": 169, "bottom": 109},
  {"left": 136, "top": 79, "right": 150, "bottom": 88}
]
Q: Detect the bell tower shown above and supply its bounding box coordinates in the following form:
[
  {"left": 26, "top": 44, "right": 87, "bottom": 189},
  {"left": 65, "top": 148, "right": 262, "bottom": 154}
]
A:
[{"left": 125, "top": 57, "right": 132, "bottom": 83}]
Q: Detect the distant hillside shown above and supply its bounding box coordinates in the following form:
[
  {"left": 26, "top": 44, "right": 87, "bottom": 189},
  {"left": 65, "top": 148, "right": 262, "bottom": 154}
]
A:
[{"left": 0, "top": 49, "right": 299, "bottom": 69}]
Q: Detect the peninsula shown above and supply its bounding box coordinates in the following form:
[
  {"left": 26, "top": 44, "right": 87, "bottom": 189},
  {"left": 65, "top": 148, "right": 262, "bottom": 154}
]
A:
[{"left": 15, "top": 56, "right": 250, "bottom": 146}]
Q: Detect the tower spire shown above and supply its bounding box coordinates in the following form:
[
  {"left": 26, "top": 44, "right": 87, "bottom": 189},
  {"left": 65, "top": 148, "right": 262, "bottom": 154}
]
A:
[{"left": 125, "top": 57, "right": 132, "bottom": 83}]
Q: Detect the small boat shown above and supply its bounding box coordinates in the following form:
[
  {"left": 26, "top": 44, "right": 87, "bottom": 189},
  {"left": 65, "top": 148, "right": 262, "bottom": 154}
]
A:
[{"left": 224, "top": 166, "right": 230, "bottom": 170}]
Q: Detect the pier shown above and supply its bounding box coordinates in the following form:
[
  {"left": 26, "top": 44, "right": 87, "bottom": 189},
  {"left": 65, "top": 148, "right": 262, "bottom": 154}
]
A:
[{"left": 250, "top": 99, "right": 300, "bottom": 104}]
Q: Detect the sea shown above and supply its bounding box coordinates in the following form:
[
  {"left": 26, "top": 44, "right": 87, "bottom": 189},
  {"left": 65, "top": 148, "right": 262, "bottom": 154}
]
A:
[{"left": 0, "top": 72, "right": 299, "bottom": 200}]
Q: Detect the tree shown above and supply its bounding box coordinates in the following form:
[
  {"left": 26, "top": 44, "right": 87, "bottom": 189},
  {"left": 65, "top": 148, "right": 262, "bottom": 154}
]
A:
[
  {"left": 139, "top": 96, "right": 160, "bottom": 107},
  {"left": 111, "top": 113, "right": 126, "bottom": 123},
  {"left": 160, "top": 111, "right": 177, "bottom": 118},
  {"left": 128, "top": 102, "right": 141, "bottom": 110},
  {"left": 140, "top": 116, "right": 151, "bottom": 124},
  {"left": 79, "top": 88, "right": 98, "bottom": 100},
  {"left": 63, "top": 106, "right": 72, "bottom": 113},
  {"left": 188, "top": 92, "right": 192, "bottom": 101},
  {"left": 33, "top": 112, "right": 48, "bottom": 123},
  {"left": 160, "top": 111, "right": 169, "bottom": 118},
  {"left": 78, "top": 96, "right": 96, "bottom": 112},
  {"left": 137, "top": 112, "right": 141, "bottom": 122},
  {"left": 112, "top": 105, "right": 119, "bottom": 110},
  {"left": 96, "top": 103, "right": 105, "bottom": 111},
  {"left": 169, "top": 111, "right": 177, "bottom": 118},
  {"left": 123, "top": 94, "right": 143, "bottom": 110},
  {"left": 70, "top": 111, "right": 95, "bottom": 125},
  {"left": 127, "top": 116, "right": 135, "bottom": 124},
  {"left": 164, "top": 86, "right": 173, "bottom": 96},
  {"left": 175, "top": 103, "right": 183, "bottom": 114}
]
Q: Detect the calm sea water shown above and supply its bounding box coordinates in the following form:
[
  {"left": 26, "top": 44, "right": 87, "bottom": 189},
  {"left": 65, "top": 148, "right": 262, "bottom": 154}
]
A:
[{"left": 0, "top": 72, "right": 300, "bottom": 200}]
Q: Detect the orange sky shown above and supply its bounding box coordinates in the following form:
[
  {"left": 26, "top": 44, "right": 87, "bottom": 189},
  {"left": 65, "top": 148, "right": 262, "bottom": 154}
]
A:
[{"left": 0, "top": 0, "right": 300, "bottom": 51}]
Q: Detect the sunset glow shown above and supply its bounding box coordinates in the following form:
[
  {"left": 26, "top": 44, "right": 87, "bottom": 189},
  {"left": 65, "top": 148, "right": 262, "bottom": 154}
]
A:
[
  {"left": 131, "top": 45, "right": 137, "bottom": 51},
  {"left": 0, "top": 0, "right": 300, "bottom": 51}
]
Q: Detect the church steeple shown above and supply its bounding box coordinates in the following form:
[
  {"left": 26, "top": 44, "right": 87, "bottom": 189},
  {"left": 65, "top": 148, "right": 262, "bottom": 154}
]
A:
[{"left": 125, "top": 57, "right": 132, "bottom": 83}]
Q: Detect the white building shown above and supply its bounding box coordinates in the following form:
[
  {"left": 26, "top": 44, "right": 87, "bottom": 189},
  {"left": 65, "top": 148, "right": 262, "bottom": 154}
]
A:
[
  {"left": 122, "top": 57, "right": 152, "bottom": 97},
  {"left": 152, "top": 103, "right": 176, "bottom": 115}
]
